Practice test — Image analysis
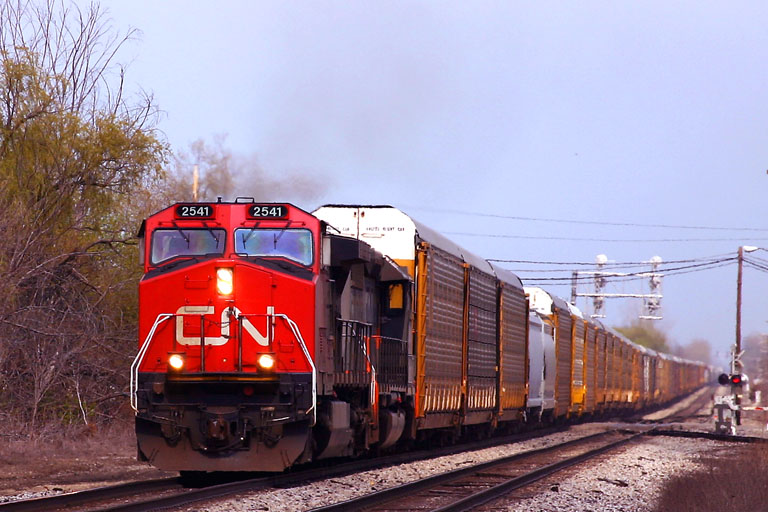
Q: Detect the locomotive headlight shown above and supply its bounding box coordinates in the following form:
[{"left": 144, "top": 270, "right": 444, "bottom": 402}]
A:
[
  {"left": 168, "top": 353, "right": 185, "bottom": 371},
  {"left": 257, "top": 353, "right": 276, "bottom": 371},
  {"left": 216, "top": 268, "right": 234, "bottom": 295}
]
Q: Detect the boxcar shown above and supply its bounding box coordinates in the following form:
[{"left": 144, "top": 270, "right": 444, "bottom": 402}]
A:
[
  {"left": 314, "top": 205, "right": 530, "bottom": 434},
  {"left": 526, "top": 297, "right": 557, "bottom": 421},
  {"left": 567, "top": 303, "right": 587, "bottom": 416}
]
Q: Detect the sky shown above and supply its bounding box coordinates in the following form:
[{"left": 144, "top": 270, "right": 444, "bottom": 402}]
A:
[{"left": 98, "top": 1, "right": 768, "bottom": 369}]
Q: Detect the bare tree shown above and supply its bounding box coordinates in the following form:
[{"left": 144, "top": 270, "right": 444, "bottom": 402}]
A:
[
  {"left": 164, "top": 134, "right": 328, "bottom": 204},
  {"left": 0, "top": 0, "right": 167, "bottom": 433},
  {"left": 673, "top": 338, "right": 712, "bottom": 365},
  {"left": 615, "top": 319, "right": 671, "bottom": 353}
]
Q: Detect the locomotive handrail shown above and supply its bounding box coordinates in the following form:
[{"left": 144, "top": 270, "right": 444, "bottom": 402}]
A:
[
  {"left": 356, "top": 328, "right": 377, "bottom": 415},
  {"left": 131, "top": 310, "right": 317, "bottom": 426},
  {"left": 338, "top": 319, "right": 378, "bottom": 420},
  {"left": 233, "top": 311, "right": 317, "bottom": 426},
  {"left": 271, "top": 313, "right": 317, "bottom": 426},
  {"left": 130, "top": 313, "right": 175, "bottom": 412}
]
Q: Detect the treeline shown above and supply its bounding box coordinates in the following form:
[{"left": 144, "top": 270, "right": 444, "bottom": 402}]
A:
[
  {"left": 0, "top": 1, "right": 323, "bottom": 436},
  {"left": 616, "top": 320, "right": 713, "bottom": 365},
  {"left": 0, "top": 0, "right": 167, "bottom": 433}
]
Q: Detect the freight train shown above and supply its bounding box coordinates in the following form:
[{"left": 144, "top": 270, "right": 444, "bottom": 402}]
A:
[{"left": 131, "top": 201, "right": 709, "bottom": 473}]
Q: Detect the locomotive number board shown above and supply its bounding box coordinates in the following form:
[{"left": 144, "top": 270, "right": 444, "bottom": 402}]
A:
[
  {"left": 248, "top": 204, "right": 288, "bottom": 219},
  {"left": 175, "top": 204, "right": 215, "bottom": 219}
]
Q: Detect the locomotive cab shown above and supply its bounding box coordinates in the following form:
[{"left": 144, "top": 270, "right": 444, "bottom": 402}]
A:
[{"left": 133, "top": 202, "right": 320, "bottom": 472}]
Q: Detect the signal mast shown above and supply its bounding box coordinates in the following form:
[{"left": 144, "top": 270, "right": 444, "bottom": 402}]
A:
[{"left": 570, "top": 255, "right": 664, "bottom": 320}]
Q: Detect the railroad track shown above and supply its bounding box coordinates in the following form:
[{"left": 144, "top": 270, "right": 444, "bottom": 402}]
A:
[
  {"left": 0, "top": 425, "right": 569, "bottom": 512},
  {"left": 1, "top": 389, "right": 725, "bottom": 512},
  {"left": 309, "top": 429, "right": 645, "bottom": 512},
  {"left": 640, "top": 385, "right": 716, "bottom": 425},
  {"left": 0, "top": 477, "right": 184, "bottom": 512},
  {"left": 0, "top": 472, "right": 294, "bottom": 512}
]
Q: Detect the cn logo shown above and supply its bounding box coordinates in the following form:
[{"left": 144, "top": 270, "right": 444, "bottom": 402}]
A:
[{"left": 174, "top": 306, "right": 274, "bottom": 347}]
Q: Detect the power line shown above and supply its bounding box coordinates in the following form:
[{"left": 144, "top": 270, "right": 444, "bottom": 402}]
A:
[
  {"left": 447, "top": 232, "right": 768, "bottom": 243},
  {"left": 404, "top": 205, "right": 768, "bottom": 232},
  {"left": 745, "top": 254, "right": 768, "bottom": 267},
  {"left": 744, "top": 258, "right": 768, "bottom": 274},
  {"left": 516, "top": 257, "right": 737, "bottom": 283},
  {"left": 522, "top": 259, "right": 732, "bottom": 281},
  {"left": 488, "top": 253, "right": 735, "bottom": 266}
]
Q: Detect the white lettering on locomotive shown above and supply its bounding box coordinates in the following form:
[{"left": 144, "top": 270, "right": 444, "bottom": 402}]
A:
[{"left": 174, "top": 306, "right": 274, "bottom": 347}]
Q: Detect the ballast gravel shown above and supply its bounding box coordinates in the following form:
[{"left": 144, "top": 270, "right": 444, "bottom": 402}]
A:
[
  {"left": 180, "top": 425, "right": 721, "bottom": 512},
  {"left": 500, "top": 435, "right": 719, "bottom": 512}
]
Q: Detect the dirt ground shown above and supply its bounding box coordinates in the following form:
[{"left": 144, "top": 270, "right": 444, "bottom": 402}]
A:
[{"left": 0, "top": 421, "right": 174, "bottom": 498}]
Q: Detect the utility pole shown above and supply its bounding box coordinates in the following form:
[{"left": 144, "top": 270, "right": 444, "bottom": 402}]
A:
[
  {"left": 736, "top": 245, "right": 745, "bottom": 372},
  {"left": 736, "top": 245, "right": 758, "bottom": 372},
  {"left": 732, "top": 245, "right": 758, "bottom": 427}
]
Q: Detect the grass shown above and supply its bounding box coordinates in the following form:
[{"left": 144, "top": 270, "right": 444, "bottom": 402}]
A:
[
  {"left": 655, "top": 381, "right": 768, "bottom": 511},
  {"left": 655, "top": 439, "right": 768, "bottom": 511},
  {"left": 0, "top": 418, "right": 172, "bottom": 493}
]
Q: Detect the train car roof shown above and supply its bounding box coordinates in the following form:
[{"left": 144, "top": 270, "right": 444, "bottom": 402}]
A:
[
  {"left": 604, "top": 326, "right": 625, "bottom": 339},
  {"left": 584, "top": 318, "right": 700, "bottom": 364},
  {"left": 566, "top": 302, "right": 584, "bottom": 319},
  {"left": 552, "top": 295, "right": 570, "bottom": 312},
  {"left": 643, "top": 346, "right": 659, "bottom": 356},
  {"left": 524, "top": 286, "right": 570, "bottom": 315},
  {"left": 588, "top": 318, "right": 605, "bottom": 330},
  {"left": 489, "top": 263, "right": 524, "bottom": 290},
  {"left": 315, "top": 204, "right": 502, "bottom": 276},
  {"left": 411, "top": 216, "right": 494, "bottom": 273}
]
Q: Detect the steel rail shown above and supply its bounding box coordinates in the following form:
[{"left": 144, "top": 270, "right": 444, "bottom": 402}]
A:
[
  {"left": 0, "top": 477, "right": 181, "bottom": 512},
  {"left": 94, "top": 430, "right": 575, "bottom": 511},
  {"left": 649, "top": 429, "right": 768, "bottom": 443},
  {"left": 308, "top": 429, "right": 643, "bottom": 512},
  {"left": 432, "top": 433, "right": 642, "bottom": 512},
  {"left": 1, "top": 425, "right": 572, "bottom": 512},
  {"left": 93, "top": 476, "right": 276, "bottom": 512}
]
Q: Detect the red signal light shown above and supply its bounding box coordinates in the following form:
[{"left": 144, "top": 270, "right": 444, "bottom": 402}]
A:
[{"left": 730, "top": 374, "right": 743, "bottom": 386}]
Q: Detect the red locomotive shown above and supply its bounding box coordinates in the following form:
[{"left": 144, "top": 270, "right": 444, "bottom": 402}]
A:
[
  {"left": 132, "top": 201, "right": 709, "bottom": 474},
  {"left": 132, "top": 200, "right": 411, "bottom": 472}
]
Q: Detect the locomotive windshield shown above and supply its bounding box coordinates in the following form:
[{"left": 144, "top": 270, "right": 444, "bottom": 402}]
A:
[
  {"left": 150, "top": 228, "right": 226, "bottom": 264},
  {"left": 234, "top": 228, "right": 313, "bottom": 266}
]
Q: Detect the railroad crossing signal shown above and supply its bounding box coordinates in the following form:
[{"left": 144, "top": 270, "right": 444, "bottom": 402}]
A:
[
  {"left": 718, "top": 373, "right": 744, "bottom": 387},
  {"left": 715, "top": 370, "right": 750, "bottom": 431}
]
